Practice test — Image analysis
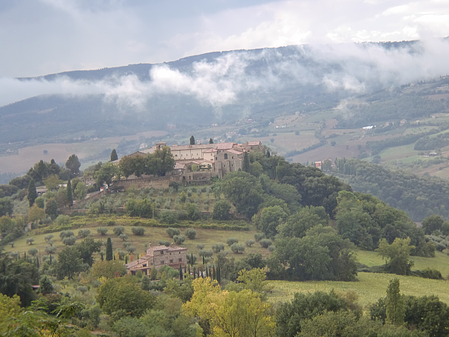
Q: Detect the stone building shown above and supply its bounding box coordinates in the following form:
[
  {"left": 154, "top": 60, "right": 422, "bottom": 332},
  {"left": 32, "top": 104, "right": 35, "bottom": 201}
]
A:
[{"left": 125, "top": 244, "right": 187, "bottom": 275}]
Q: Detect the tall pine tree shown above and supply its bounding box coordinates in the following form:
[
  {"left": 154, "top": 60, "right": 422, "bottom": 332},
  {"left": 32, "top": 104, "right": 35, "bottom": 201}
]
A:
[
  {"left": 190, "top": 135, "right": 195, "bottom": 145},
  {"left": 27, "top": 178, "right": 37, "bottom": 207},
  {"left": 110, "top": 149, "right": 118, "bottom": 161},
  {"left": 209, "top": 138, "right": 214, "bottom": 144},
  {"left": 106, "top": 237, "right": 113, "bottom": 261}
]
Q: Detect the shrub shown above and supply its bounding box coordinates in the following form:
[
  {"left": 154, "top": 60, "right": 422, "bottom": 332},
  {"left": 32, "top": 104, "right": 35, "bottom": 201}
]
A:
[
  {"left": 166, "top": 227, "right": 180, "bottom": 238},
  {"left": 259, "top": 239, "right": 273, "bottom": 248},
  {"left": 268, "top": 245, "right": 275, "bottom": 252},
  {"left": 97, "top": 227, "right": 108, "bottom": 235},
  {"left": 197, "top": 244, "right": 205, "bottom": 250},
  {"left": 254, "top": 233, "right": 265, "bottom": 242},
  {"left": 132, "top": 227, "right": 145, "bottom": 236},
  {"left": 231, "top": 243, "right": 245, "bottom": 254},
  {"left": 185, "top": 228, "right": 197, "bottom": 240},
  {"left": 212, "top": 243, "right": 225, "bottom": 253},
  {"left": 55, "top": 214, "right": 70, "bottom": 226},
  {"left": 113, "top": 226, "right": 125, "bottom": 236},
  {"left": 78, "top": 229, "right": 91, "bottom": 238},
  {"left": 436, "top": 242, "right": 446, "bottom": 252},
  {"left": 60, "top": 230, "right": 74, "bottom": 239},
  {"left": 77, "top": 286, "right": 88, "bottom": 294},
  {"left": 245, "top": 240, "right": 255, "bottom": 247},
  {"left": 28, "top": 248, "right": 38, "bottom": 256},
  {"left": 160, "top": 211, "right": 178, "bottom": 224},
  {"left": 117, "top": 251, "right": 126, "bottom": 260},
  {"left": 44, "top": 234, "right": 54, "bottom": 242},
  {"left": 173, "top": 235, "right": 186, "bottom": 245},
  {"left": 123, "top": 242, "right": 132, "bottom": 248},
  {"left": 126, "top": 246, "right": 136, "bottom": 253},
  {"left": 62, "top": 236, "right": 76, "bottom": 246},
  {"left": 198, "top": 250, "right": 213, "bottom": 258},
  {"left": 119, "top": 234, "right": 128, "bottom": 241},
  {"left": 227, "top": 238, "right": 239, "bottom": 246},
  {"left": 159, "top": 241, "right": 171, "bottom": 247},
  {"left": 26, "top": 238, "right": 35, "bottom": 245},
  {"left": 186, "top": 203, "right": 201, "bottom": 221},
  {"left": 45, "top": 246, "right": 56, "bottom": 254}
]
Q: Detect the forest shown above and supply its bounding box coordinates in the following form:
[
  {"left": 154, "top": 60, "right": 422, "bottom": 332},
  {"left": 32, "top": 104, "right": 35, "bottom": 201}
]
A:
[{"left": 1, "top": 146, "right": 449, "bottom": 336}]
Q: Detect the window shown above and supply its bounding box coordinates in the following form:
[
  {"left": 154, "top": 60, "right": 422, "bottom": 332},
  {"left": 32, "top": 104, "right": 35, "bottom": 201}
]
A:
[
  {"left": 224, "top": 154, "right": 228, "bottom": 159},
  {"left": 161, "top": 251, "right": 164, "bottom": 255},
  {"left": 170, "top": 259, "right": 173, "bottom": 263},
  {"left": 232, "top": 156, "right": 234, "bottom": 159},
  {"left": 179, "top": 258, "right": 182, "bottom": 262},
  {"left": 143, "top": 264, "right": 147, "bottom": 267},
  {"left": 161, "top": 260, "right": 165, "bottom": 264}
]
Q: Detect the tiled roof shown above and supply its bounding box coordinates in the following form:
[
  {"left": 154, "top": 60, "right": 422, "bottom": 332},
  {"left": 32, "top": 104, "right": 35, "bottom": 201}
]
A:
[
  {"left": 226, "top": 149, "right": 243, "bottom": 155},
  {"left": 247, "top": 141, "right": 261, "bottom": 146}
]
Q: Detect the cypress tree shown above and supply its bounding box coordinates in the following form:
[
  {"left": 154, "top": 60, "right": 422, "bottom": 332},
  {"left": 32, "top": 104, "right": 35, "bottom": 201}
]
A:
[
  {"left": 217, "top": 266, "right": 221, "bottom": 283},
  {"left": 190, "top": 135, "right": 195, "bottom": 145},
  {"left": 110, "top": 149, "right": 118, "bottom": 161},
  {"left": 36, "top": 257, "right": 40, "bottom": 269},
  {"left": 213, "top": 265, "right": 216, "bottom": 280},
  {"left": 242, "top": 152, "right": 250, "bottom": 172},
  {"left": 190, "top": 253, "right": 194, "bottom": 265},
  {"left": 188, "top": 265, "right": 191, "bottom": 276},
  {"left": 203, "top": 256, "right": 205, "bottom": 265},
  {"left": 27, "top": 178, "right": 38, "bottom": 207},
  {"left": 66, "top": 179, "right": 73, "bottom": 206},
  {"left": 206, "top": 267, "right": 209, "bottom": 278},
  {"left": 106, "top": 238, "right": 113, "bottom": 261},
  {"left": 179, "top": 265, "right": 183, "bottom": 280},
  {"left": 386, "top": 278, "right": 405, "bottom": 325},
  {"left": 193, "top": 267, "right": 196, "bottom": 279},
  {"left": 209, "top": 138, "right": 214, "bottom": 144},
  {"left": 266, "top": 150, "right": 270, "bottom": 158},
  {"left": 184, "top": 264, "right": 187, "bottom": 274},
  {"left": 125, "top": 255, "right": 128, "bottom": 264}
]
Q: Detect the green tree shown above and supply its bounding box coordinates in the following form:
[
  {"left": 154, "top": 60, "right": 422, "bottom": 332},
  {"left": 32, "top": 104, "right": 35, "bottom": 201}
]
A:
[
  {"left": 0, "top": 197, "right": 13, "bottom": 217},
  {"left": 66, "top": 179, "right": 73, "bottom": 206},
  {"left": 185, "top": 203, "right": 201, "bottom": 220},
  {"left": 77, "top": 237, "right": 102, "bottom": 267},
  {"left": 209, "top": 138, "right": 214, "bottom": 144},
  {"left": 43, "top": 174, "right": 62, "bottom": 190},
  {"left": 119, "top": 155, "right": 136, "bottom": 178},
  {"left": 189, "top": 135, "right": 195, "bottom": 145},
  {"left": 275, "top": 290, "right": 352, "bottom": 337},
  {"left": 386, "top": 278, "right": 405, "bottom": 326},
  {"left": 74, "top": 182, "right": 86, "bottom": 201},
  {"left": 277, "top": 206, "right": 326, "bottom": 238},
  {"left": 376, "top": 237, "right": 414, "bottom": 275},
  {"left": 97, "top": 276, "right": 156, "bottom": 320},
  {"left": 256, "top": 205, "right": 288, "bottom": 238},
  {"left": 422, "top": 215, "right": 444, "bottom": 235},
  {"left": 106, "top": 237, "right": 113, "bottom": 261},
  {"left": 66, "top": 154, "right": 81, "bottom": 178},
  {"left": 54, "top": 246, "right": 86, "bottom": 279},
  {"left": 27, "top": 178, "right": 37, "bottom": 207},
  {"left": 39, "top": 275, "right": 54, "bottom": 295},
  {"left": 222, "top": 171, "right": 264, "bottom": 218},
  {"left": 111, "top": 149, "right": 118, "bottom": 162},
  {"left": 91, "top": 260, "right": 127, "bottom": 279},
  {"left": 45, "top": 197, "right": 58, "bottom": 220},
  {"left": 94, "top": 162, "right": 118, "bottom": 188},
  {"left": 27, "top": 204, "right": 46, "bottom": 223},
  {"left": 212, "top": 200, "right": 231, "bottom": 220},
  {"left": 35, "top": 196, "right": 44, "bottom": 209}
]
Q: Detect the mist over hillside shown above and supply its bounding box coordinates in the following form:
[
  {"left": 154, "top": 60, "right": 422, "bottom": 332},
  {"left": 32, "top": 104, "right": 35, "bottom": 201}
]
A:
[{"left": 1, "top": 38, "right": 449, "bottom": 145}]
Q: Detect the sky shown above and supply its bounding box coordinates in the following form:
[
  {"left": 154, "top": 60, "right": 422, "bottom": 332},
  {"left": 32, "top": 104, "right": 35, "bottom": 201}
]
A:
[{"left": 1, "top": 0, "right": 449, "bottom": 78}]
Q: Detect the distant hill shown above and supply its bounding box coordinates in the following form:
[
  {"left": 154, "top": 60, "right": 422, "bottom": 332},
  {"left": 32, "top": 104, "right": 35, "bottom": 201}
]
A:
[{"left": 1, "top": 40, "right": 448, "bottom": 146}]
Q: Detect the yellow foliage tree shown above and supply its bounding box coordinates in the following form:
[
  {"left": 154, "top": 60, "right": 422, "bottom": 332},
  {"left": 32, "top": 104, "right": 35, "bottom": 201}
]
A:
[
  {"left": 0, "top": 294, "right": 22, "bottom": 333},
  {"left": 183, "top": 278, "right": 275, "bottom": 337},
  {"left": 27, "top": 204, "right": 46, "bottom": 223}
]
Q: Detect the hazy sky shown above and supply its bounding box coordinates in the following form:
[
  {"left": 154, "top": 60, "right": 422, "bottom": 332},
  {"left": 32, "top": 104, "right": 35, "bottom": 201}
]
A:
[{"left": 1, "top": 0, "right": 449, "bottom": 78}]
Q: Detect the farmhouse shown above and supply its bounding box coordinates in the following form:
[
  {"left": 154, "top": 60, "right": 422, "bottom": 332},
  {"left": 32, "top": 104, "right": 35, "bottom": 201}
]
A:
[{"left": 125, "top": 243, "right": 187, "bottom": 275}]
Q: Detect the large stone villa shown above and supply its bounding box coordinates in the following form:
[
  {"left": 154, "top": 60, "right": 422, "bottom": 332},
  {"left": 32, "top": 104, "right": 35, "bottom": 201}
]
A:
[
  {"left": 126, "top": 243, "right": 187, "bottom": 275},
  {"left": 116, "top": 140, "right": 264, "bottom": 187}
]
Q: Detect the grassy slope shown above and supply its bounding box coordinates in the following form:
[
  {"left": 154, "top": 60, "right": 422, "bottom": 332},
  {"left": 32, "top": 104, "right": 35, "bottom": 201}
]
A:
[
  {"left": 6, "top": 224, "right": 269, "bottom": 262},
  {"left": 268, "top": 250, "right": 449, "bottom": 307},
  {"left": 268, "top": 272, "right": 449, "bottom": 307}
]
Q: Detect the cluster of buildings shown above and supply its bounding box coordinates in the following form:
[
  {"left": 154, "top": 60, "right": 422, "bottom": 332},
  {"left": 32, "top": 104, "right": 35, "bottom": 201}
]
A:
[{"left": 126, "top": 140, "right": 263, "bottom": 181}]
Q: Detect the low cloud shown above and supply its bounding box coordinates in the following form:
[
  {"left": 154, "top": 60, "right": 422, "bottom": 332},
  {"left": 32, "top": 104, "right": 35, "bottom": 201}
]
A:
[{"left": 1, "top": 39, "right": 449, "bottom": 112}]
